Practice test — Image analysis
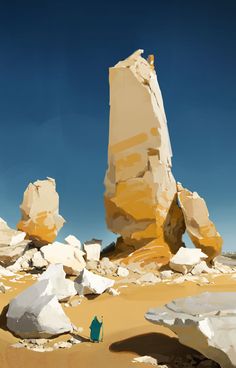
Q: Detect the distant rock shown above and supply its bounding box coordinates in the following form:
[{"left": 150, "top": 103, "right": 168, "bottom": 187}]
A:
[
  {"left": 75, "top": 268, "right": 114, "bottom": 295},
  {"left": 169, "top": 247, "right": 208, "bottom": 274},
  {"left": 40, "top": 241, "right": 86, "bottom": 275},
  {"left": 7, "top": 248, "right": 38, "bottom": 272},
  {"left": 84, "top": 239, "right": 102, "bottom": 261},
  {"left": 191, "top": 261, "right": 214, "bottom": 275},
  {"left": 65, "top": 235, "right": 82, "bottom": 249},
  {"left": 7, "top": 279, "right": 72, "bottom": 338},
  {"left": 145, "top": 292, "right": 236, "bottom": 368},
  {"left": 17, "top": 178, "right": 65, "bottom": 246},
  {"left": 38, "top": 264, "right": 77, "bottom": 301}
]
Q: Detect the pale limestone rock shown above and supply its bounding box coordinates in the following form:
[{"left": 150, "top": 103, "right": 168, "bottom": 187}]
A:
[
  {"left": 104, "top": 50, "right": 185, "bottom": 265},
  {"left": 145, "top": 292, "right": 236, "bottom": 368},
  {"left": 53, "top": 341, "right": 72, "bottom": 349},
  {"left": 0, "top": 265, "right": 15, "bottom": 276},
  {"left": 159, "top": 270, "right": 174, "bottom": 280},
  {"left": 40, "top": 241, "right": 86, "bottom": 275},
  {"left": 132, "top": 355, "right": 157, "bottom": 365},
  {"left": 0, "top": 218, "right": 30, "bottom": 266},
  {"left": 7, "top": 248, "right": 38, "bottom": 272},
  {"left": 17, "top": 178, "right": 65, "bottom": 246},
  {"left": 191, "top": 261, "right": 214, "bottom": 275},
  {"left": 75, "top": 268, "right": 114, "bottom": 295},
  {"left": 169, "top": 247, "right": 208, "bottom": 274},
  {"left": 117, "top": 266, "right": 129, "bottom": 277},
  {"left": 136, "top": 273, "right": 161, "bottom": 284},
  {"left": 107, "top": 287, "right": 120, "bottom": 296},
  {"left": 84, "top": 239, "right": 101, "bottom": 261},
  {"left": 7, "top": 279, "right": 72, "bottom": 338},
  {"left": 177, "top": 184, "right": 223, "bottom": 260},
  {"left": 38, "top": 264, "right": 77, "bottom": 301},
  {"left": 65, "top": 235, "right": 82, "bottom": 249},
  {"left": 32, "top": 251, "right": 48, "bottom": 269}
]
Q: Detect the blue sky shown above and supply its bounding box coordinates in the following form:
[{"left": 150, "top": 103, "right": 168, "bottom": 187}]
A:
[{"left": 0, "top": 0, "right": 235, "bottom": 250}]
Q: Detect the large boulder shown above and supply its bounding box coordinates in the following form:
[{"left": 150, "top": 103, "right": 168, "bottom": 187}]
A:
[
  {"left": 169, "top": 247, "right": 208, "bottom": 274},
  {"left": 0, "top": 218, "right": 30, "bottom": 266},
  {"left": 104, "top": 50, "right": 185, "bottom": 265},
  {"left": 7, "top": 279, "right": 73, "bottom": 338},
  {"left": 145, "top": 292, "right": 236, "bottom": 368},
  {"left": 38, "top": 264, "right": 77, "bottom": 301},
  {"left": 75, "top": 268, "right": 114, "bottom": 295},
  {"left": 177, "top": 184, "right": 223, "bottom": 260},
  {"left": 40, "top": 242, "right": 86, "bottom": 275},
  {"left": 17, "top": 178, "right": 65, "bottom": 246}
]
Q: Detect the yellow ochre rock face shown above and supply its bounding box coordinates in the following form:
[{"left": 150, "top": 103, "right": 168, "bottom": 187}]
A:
[
  {"left": 177, "top": 184, "right": 223, "bottom": 260},
  {"left": 104, "top": 49, "right": 222, "bottom": 265},
  {"left": 17, "top": 178, "right": 65, "bottom": 246}
]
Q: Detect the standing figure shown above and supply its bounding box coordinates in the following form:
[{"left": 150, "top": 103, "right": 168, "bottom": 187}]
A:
[{"left": 89, "top": 316, "right": 103, "bottom": 342}]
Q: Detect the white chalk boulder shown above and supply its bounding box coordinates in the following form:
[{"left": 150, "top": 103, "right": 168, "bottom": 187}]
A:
[
  {"left": 75, "top": 268, "right": 114, "bottom": 295},
  {"left": 169, "top": 247, "right": 208, "bottom": 274},
  {"left": 84, "top": 239, "right": 101, "bottom": 261},
  {"left": 38, "top": 264, "right": 77, "bottom": 301},
  {"left": 7, "top": 279, "right": 73, "bottom": 338},
  {"left": 65, "top": 235, "right": 82, "bottom": 249},
  {"left": 145, "top": 292, "right": 236, "bottom": 368},
  {"left": 40, "top": 241, "right": 86, "bottom": 275}
]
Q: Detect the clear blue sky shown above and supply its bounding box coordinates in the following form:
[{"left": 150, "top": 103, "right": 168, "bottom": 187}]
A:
[{"left": 0, "top": 0, "right": 235, "bottom": 251}]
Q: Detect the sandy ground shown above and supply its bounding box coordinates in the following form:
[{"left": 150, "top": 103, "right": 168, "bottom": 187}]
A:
[{"left": 0, "top": 273, "right": 236, "bottom": 368}]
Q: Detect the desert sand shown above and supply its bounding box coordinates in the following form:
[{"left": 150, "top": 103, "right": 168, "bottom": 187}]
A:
[{"left": 0, "top": 273, "right": 236, "bottom": 368}]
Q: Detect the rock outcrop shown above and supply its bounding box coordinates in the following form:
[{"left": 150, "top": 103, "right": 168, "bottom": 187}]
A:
[
  {"left": 7, "top": 279, "right": 72, "bottom": 338},
  {"left": 177, "top": 184, "right": 223, "bottom": 260},
  {"left": 104, "top": 50, "right": 222, "bottom": 264},
  {"left": 17, "top": 178, "right": 65, "bottom": 246},
  {"left": 145, "top": 292, "right": 236, "bottom": 368}
]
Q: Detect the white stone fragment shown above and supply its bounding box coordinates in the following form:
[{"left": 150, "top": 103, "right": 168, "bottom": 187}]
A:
[
  {"left": 169, "top": 247, "right": 208, "bottom": 274},
  {"left": 136, "top": 273, "right": 161, "bottom": 284},
  {"left": 132, "top": 355, "right": 157, "bottom": 365},
  {"left": 117, "top": 266, "right": 129, "bottom": 277},
  {"left": 75, "top": 268, "right": 114, "bottom": 295},
  {"left": 65, "top": 235, "right": 82, "bottom": 249},
  {"left": 84, "top": 240, "right": 101, "bottom": 261},
  {"left": 32, "top": 251, "right": 48, "bottom": 269},
  {"left": 38, "top": 264, "right": 77, "bottom": 301},
  {"left": 40, "top": 242, "right": 86, "bottom": 275}
]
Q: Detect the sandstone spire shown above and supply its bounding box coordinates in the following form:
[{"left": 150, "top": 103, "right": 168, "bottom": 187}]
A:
[{"left": 104, "top": 50, "right": 222, "bottom": 264}]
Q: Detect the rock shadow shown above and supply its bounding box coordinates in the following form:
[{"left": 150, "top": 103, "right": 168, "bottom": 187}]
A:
[{"left": 110, "top": 332, "right": 201, "bottom": 360}]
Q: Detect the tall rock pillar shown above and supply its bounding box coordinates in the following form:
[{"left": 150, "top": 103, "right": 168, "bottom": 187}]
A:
[{"left": 104, "top": 50, "right": 185, "bottom": 265}]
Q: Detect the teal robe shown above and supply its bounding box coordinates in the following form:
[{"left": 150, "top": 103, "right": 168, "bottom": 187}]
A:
[{"left": 90, "top": 317, "right": 103, "bottom": 342}]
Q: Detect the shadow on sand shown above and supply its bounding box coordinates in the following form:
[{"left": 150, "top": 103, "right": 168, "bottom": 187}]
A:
[{"left": 110, "top": 332, "right": 201, "bottom": 360}]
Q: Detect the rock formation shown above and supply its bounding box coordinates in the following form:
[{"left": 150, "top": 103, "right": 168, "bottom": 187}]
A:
[
  {"left": 169, "top": 247, "right": 208, "bottom": 274},
  {"left": 145, "top": 292, "right": 236, "bottom": 368},
  {"left": 17, "top": 178, "right": 65, "bottom": 246},
  {"left": 177, "top": 183, "right": 223, "bottom": 260},
  {"left": 104, "top": 49, "right": 222, "bottom": 264}
]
